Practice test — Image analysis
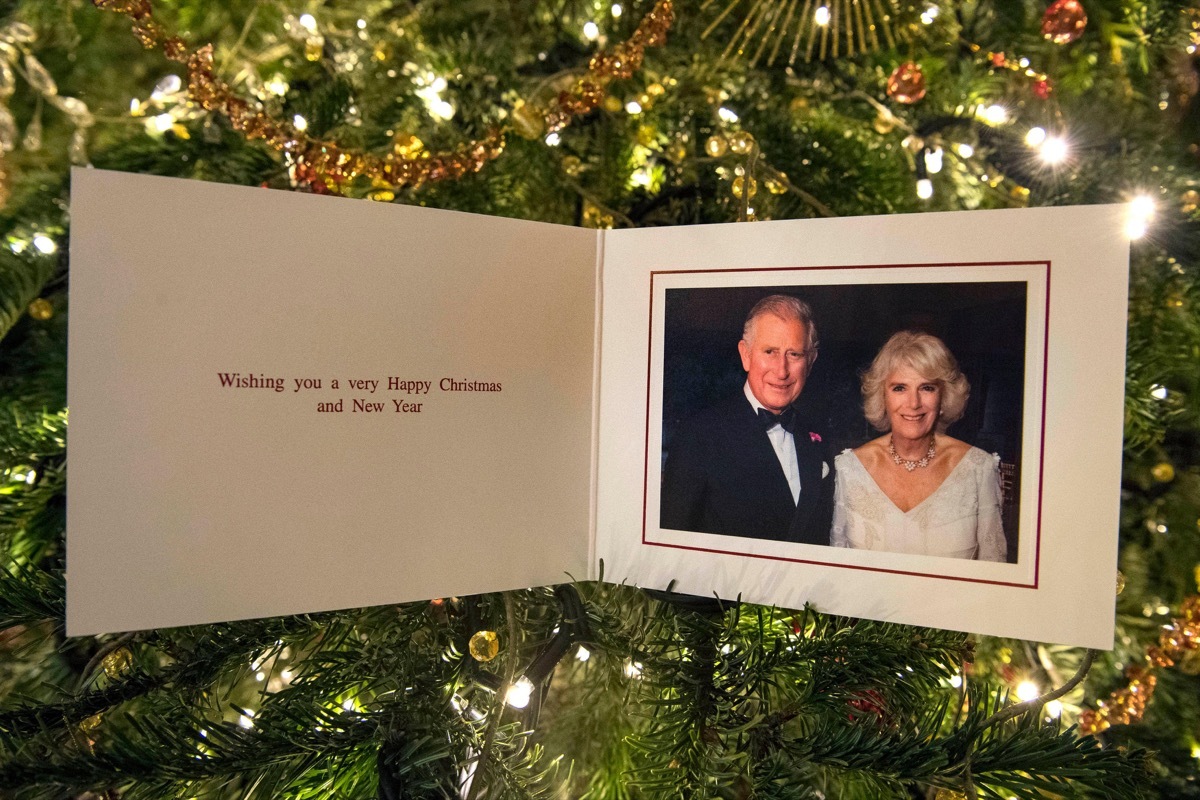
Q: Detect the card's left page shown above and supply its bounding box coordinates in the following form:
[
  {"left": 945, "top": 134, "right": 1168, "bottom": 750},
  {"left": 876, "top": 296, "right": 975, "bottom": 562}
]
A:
[{"left": 67, "top": 169, "right": 599, "bottom": 635}]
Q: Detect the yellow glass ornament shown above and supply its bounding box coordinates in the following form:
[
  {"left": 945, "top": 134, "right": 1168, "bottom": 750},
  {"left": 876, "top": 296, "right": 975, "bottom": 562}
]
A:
[
  {"left": 764, "top": 173, "right": 787, "bottom": 194},
  {"left": 603, "top": 95, "right": 623, "bottom": 113},
  {"left": 469, "top": 630, "right": 499, "bottom": 662},
  {"left": 1152, "top": 462, "right": 1176, "bottom": 483},
  {"left": 728, "top": 131, "right": 755, "bottom": 155},
  {"left": 666, "top": 141, "right": 688, "bottom": 164},
  {"left": 732, "top": 176, "right": 757, "bottom": 200},
  {"left": 704, "top": 135, "right": 728, "bottom": 158},
  {"left": 561, "top": 155, "right": 582, "bottom": 176},
  {"left": 511, "top": 102, "right": 545, "bottom": 140},
  {"left": 1116, "top": 570, "right": 1126, "bottom": 595},
  {"left": 27, "top": 298, "right": 52, "bottom": 320},
  {"left": 102, "top": 647, "right": 133, "bottom": 679},
  {"left": 1182, "top": 189, "right": 1200, "bottom": 213}
]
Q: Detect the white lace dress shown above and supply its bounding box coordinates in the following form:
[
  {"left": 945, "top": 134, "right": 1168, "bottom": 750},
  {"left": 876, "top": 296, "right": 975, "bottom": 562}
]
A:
[{"left": 831, "top": 447, "right": 1007, "bottom": 562}]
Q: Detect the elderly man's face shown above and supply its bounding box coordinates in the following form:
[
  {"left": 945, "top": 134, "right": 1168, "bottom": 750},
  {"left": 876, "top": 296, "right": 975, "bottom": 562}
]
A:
[{"left": 738, "top": 313, "right": 814, "bottom": 413}]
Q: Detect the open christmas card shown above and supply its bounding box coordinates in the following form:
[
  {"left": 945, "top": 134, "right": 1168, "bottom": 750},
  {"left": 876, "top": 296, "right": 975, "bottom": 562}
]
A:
[{"left": 67, "top": 168, "right": 1128, "bottom": 647}]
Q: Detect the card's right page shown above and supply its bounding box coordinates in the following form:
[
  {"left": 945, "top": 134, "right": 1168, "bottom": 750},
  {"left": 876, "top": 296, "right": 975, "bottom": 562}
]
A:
[{"left": 594, "top": 205, "right": 1128, "bottom": 648}]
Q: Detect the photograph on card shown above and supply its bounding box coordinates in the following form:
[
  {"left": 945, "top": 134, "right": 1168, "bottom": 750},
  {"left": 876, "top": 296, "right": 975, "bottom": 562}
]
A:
[{"left": 643, "top": 264, "right": 1047, "bottom": 588}]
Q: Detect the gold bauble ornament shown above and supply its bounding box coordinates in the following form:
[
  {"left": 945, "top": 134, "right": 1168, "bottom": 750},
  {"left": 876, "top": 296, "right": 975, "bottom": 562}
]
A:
[
  {"left": 511, "top": 102, "right": 546, "bottom": 140},
  {"left": 728, "top": 131, "right": 755, "bottom": 155},
  {"left": 704, "top": 135, "right": 728, "bottom": 158},
  {"left": 646, "top": 83, "right": 665, "bottom": 97},
  {"left": 561, "top": 155, "right": 582, "bottom": 176},
  {"left": 102, "top": 647, "right": 133, "bottom": 679},
  {"left": 603, "top": 95, "right": 624, "bottom": 113},
  {"left": 731, "top": 176, "right": 757, "bottom": 200},
  {"left": 1116, "top": 570, "right": 1127, "bottom": 596},
  {"left": 1152, "top": 462, "right": 1176, "bottom": 483},
  {"left": 933, "top": 790, "right": 968, "bottom": 800},
  {"left": 27, "top": 298, "right": 52, "bottom": 320},
  {"left": 886, "top": 62, "right": 926, "bottom": 105},
  {"left": 1181, "top": 189, "right": 1199, "bottom": 213},
  {"left": 468, "top": 630, "right": 499, "bottom": 662},
  {"left": 79, "top": 713, "right": 103, "bottom": 733},
  {"left": 1041, "top": 0, "right": 1088, "bottom": 45},
  {"left": 872, "top": 110, "right": 897, "bottom": 134},
  {"left": 666, "top": 141, "right": 688, "bottom": 164}
]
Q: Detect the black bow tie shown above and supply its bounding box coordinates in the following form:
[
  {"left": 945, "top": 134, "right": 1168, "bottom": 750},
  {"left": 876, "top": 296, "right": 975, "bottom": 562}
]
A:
[{"left": 757, "top": 406, "right": 796, "bottom": 432}]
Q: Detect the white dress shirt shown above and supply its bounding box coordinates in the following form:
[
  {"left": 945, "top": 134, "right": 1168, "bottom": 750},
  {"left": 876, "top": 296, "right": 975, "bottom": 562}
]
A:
[{"left": 744, "top": 381, "right": 801, "bottom": 505}]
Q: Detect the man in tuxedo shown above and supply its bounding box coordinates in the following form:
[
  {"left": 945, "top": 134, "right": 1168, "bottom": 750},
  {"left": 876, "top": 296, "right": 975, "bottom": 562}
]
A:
[{"left": 660, "top": 294, "right": 833, "bottom": 545}]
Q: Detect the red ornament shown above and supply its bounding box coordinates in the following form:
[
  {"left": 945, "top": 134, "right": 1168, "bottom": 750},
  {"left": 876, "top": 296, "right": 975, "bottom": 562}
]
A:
[
  {"left": 1041, "top": 0, "right": 1087, "bottom": 45},
  {"left": 886, "top": 62, "right": 927, "bottom": 105},
  {"left": 847, "top": 689, "right": 890, "bottom": 724},
  {"left": 1032, "top": 78, "right": 1052, "bottom": 99},
  {"left": 991, "top": 51, "right": 1007, "bottom": 68}
]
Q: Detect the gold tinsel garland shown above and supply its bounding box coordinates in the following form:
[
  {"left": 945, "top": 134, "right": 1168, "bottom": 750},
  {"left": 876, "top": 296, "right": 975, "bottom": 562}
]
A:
[
  {"left": 1077, "top": 595, "right": 1200, "bottom": 736},
  {"left": 93, "top": 0, "right": 674, "bottom": 191}
]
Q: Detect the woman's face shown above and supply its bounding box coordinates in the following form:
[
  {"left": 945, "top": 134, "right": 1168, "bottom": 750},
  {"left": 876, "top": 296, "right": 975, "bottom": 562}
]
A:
[{"left": 885, "top": 364, "right": 941, "bottom": 441}]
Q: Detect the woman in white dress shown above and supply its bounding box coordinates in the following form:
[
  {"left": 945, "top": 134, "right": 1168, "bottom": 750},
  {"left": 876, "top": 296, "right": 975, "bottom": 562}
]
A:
[{"left": 831, "top": 331, "right": 1007, "bottom": 562}]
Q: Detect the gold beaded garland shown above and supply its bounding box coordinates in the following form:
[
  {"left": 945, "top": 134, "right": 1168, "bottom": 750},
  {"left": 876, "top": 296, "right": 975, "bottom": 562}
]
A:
[
  {"left": 704, "top": 135, "right": 728, "bottom": 158},
  {"left": 728, "top": 131, "right": 755, "bottom": 155},
  {"left": 94, "top": 0, "right": 675, "bottom": 192},
  {"left": 468, "top": 630, "right": 499, "bottom": 662}
]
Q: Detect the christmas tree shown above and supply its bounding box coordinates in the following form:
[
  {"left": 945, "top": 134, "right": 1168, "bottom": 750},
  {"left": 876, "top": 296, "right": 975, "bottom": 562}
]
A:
[{"left": 2, "top": 0, "right": 1200, "bottom": 797}]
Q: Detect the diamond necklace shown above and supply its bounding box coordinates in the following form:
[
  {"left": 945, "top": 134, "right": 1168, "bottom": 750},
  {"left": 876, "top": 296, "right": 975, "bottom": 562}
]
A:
[{"left": 889, "top": 436, "right": 935, "bottom": 471}]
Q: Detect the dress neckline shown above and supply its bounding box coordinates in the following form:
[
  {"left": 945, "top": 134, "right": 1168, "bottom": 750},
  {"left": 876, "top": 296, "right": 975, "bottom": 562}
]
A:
[{"left": 846, "top": 448, "right": 976, "bottom": 516}]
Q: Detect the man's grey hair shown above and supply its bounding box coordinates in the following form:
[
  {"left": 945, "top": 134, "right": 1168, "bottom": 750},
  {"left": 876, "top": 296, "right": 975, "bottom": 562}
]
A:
[{"left": 741, "top": 294, "right": 819, "bottom": 351}]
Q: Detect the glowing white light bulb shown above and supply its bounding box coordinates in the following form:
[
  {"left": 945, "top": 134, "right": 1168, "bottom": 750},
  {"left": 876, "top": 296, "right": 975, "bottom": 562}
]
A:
[
  {"left": 238, "top": 710, "right": 255, "bottom": 729},
  {"left": 1046, "top": 700, "right": 1063, "bottom": 718},
  {"left": 956, "top": 143, "right": 975, "bottom": 158},
  {"left": 151, "top": 74, "right": 181, "bottom": 100},
  {"left": 981, "top": 104, "right": 1008, "bottom": 125},
  {"left": 255, "top": 671, "right": 266, "bottom": 682},
  {"left": 1125, "top": 218, "right": 1148, "bottom": 240},
  {"left": 717, "top": 106, "right": 739, "bottom": 123},
  {"left": 624, "top": 660, "right": 643, "bottom": 679},
  {"left": 544, "top": 132, "right": 561, "bottom": 146},
  {"left": 292, "top": 114, "right": 308, "bottom": 131},
  {"left": 357, "top": 19, "right": 367, "bottom": 29},
  {"left": 949, "top": 674, "right": 963, "bottom": 688},
  {"left": 924, "top": 146, "right": 943, "bottom": 174},
  {"left": 152, "top": 113, "right": 175, "bottom": 133},
  {"left": 265, "top": 75, "right": 289, "bottom": 96},
  {"left": 505, "top": 677, "right": 534, "bottom": 709},
  {"left": 630, "top": 168, "right": 651, "bottom": 187},
  {"left": 1039, "top": 136, "right": 1068, "bottom": 164},
  {"left": 1151, "top": 384, "right": 1168, "bottom": 400},
  {"left": 299, "top": 14, "right": 318, "bottom": 33},
  {"left": 1016, "top": 681, "right": 1040, "bottom": 702},
  {"left": 611, "top": 4, "right": 623, "bottom": 17},
  {"left": 32, "top": 235, "right": 56, "bottom": 254},
  {"left": 583, "top": 21, "right": 600, "bottom": 41},
  {"left": 1129, "top": 194, "right": 1155, "bottom": 221},
  {"left": 916, "top": 178, "right": 933, "bottom": 199},
  {"left": 1024, "top": 126, "right": 1047, "bottom": 147},
  {"left": 576, "top": 645, "right": 591, "bottom": 662},
  {"left": 625, "top": 100, "right": 642, "bottom": 115},
  {"left": 814, "top": 6, "right": 831, "bottom": 25},
  {"left": 430, "top": 100, "right": 455, "bottom": 121}
]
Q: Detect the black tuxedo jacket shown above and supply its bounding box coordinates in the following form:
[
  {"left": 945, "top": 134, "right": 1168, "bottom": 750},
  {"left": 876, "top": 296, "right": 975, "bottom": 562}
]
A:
[{"left": 659, "top": 394, "right": 834, "bottom": 545}]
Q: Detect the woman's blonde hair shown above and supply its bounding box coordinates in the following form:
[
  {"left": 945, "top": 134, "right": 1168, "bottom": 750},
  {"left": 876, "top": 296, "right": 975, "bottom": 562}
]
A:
[{"left": 861, "top": 331, "right": 970, "bottom": 432}]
